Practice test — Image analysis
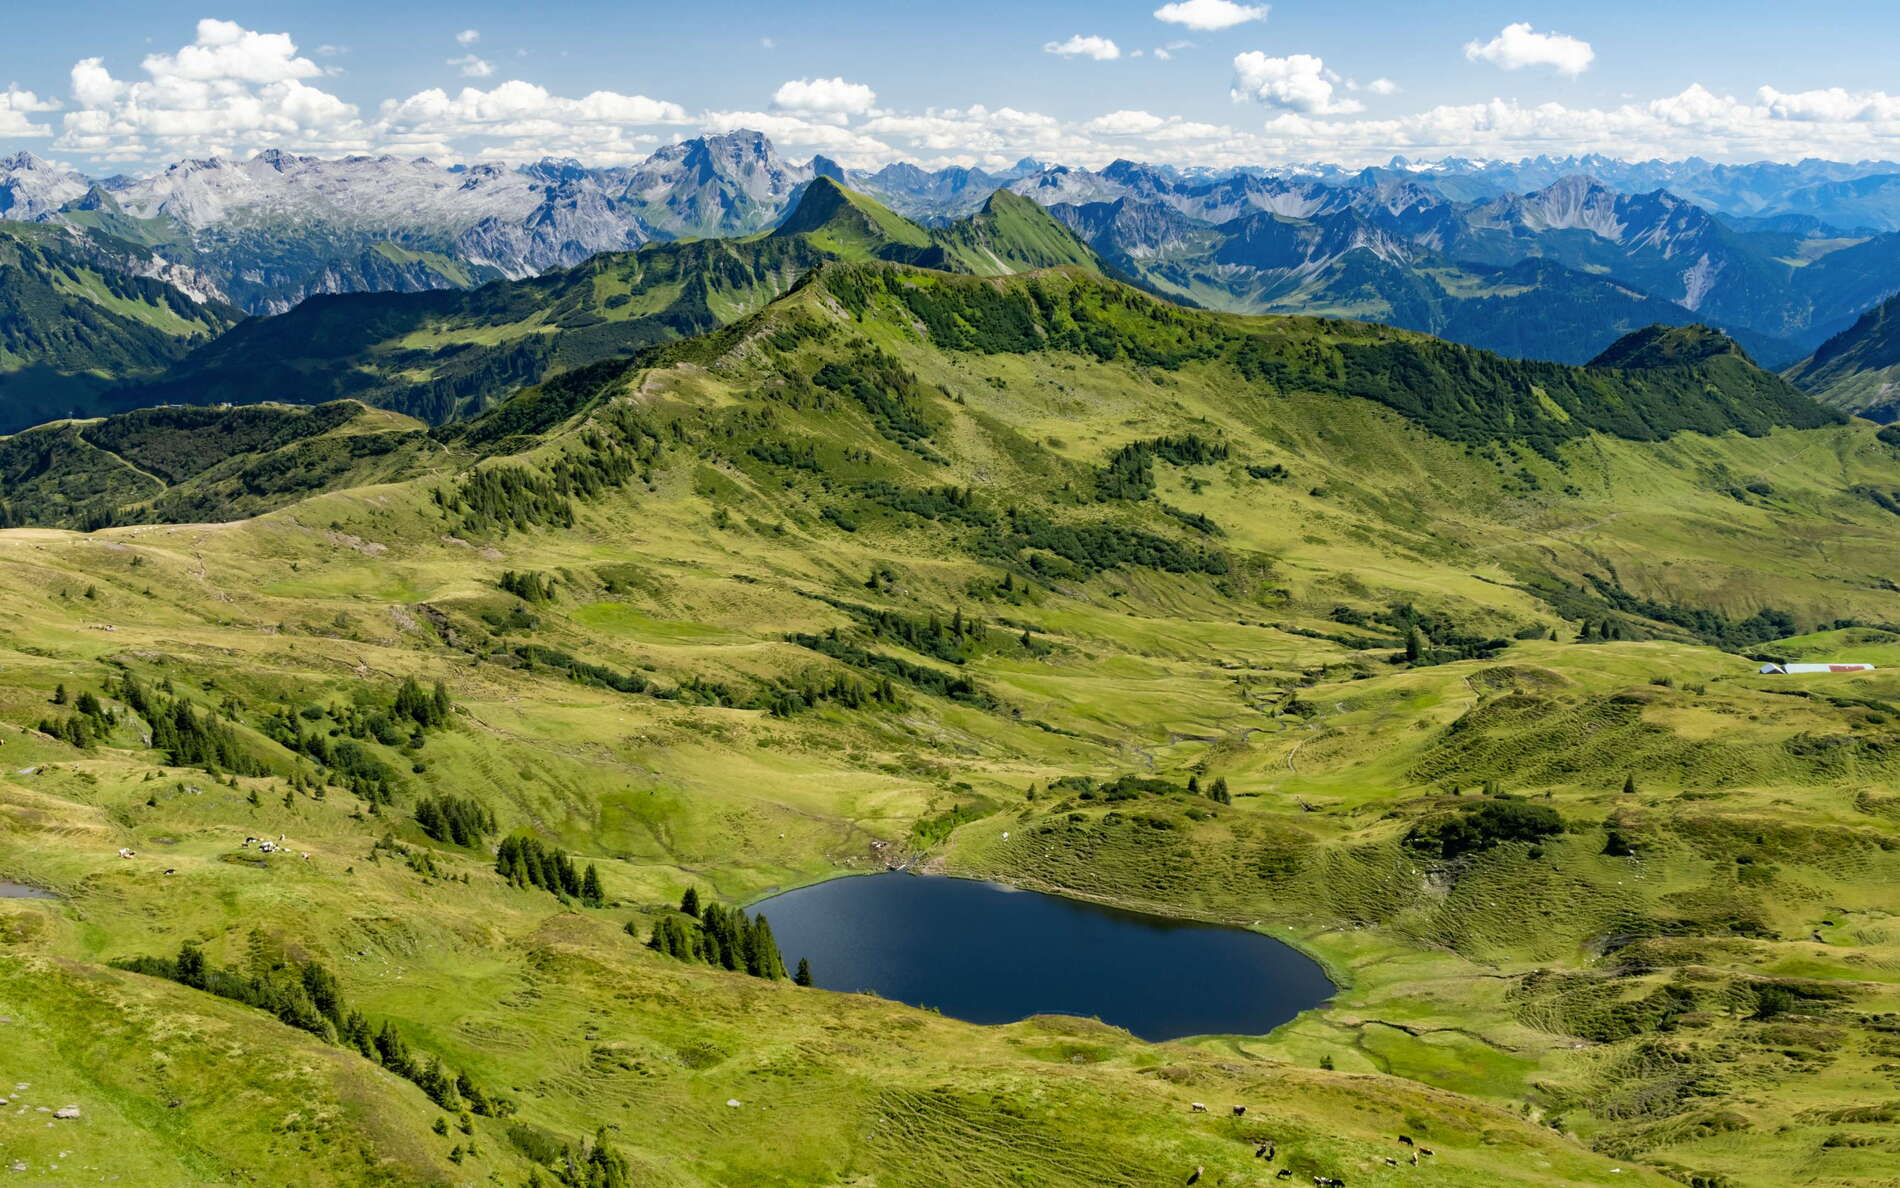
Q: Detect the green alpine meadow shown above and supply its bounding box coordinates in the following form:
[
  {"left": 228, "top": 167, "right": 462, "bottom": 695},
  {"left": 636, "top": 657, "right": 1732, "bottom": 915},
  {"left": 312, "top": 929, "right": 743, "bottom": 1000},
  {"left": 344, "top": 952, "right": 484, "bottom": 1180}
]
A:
[{"left": 6, "top": 9, "right": 1900, "bottom": 1183}]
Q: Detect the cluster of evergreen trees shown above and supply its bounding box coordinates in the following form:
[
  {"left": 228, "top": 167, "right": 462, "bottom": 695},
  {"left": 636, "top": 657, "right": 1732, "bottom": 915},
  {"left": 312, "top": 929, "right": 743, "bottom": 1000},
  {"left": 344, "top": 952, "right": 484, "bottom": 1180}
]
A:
[
  {"left": 111, "top": 673, "right": 265, "bottom": 775},
  {"left": 1406, "top": 795, "right": 1566, "bottom": 859},
  {"left": 499, "top": 571, "right": 559, "bottom": 603},
  {"left": 1376, "top": 602, "right": 1511, "bottom": 668},
  {"left": 1189, "top": 775, "right": 1233, "bottom": 805},
  {"left": 437, "top": 432, "right": 639, "bottom": 537},
  {"left": 1097, "top": 434, "right": 1229, "bottom": 501},
  {"left": 859, "top": 482, "right": 993, "bottom": 527},
  {"left": 645, "top": 889, "right": 788, "bottom": 980},
  {"left": 786, "top": 629, "right": 989, "bottom": 707},
  {"left": 987, "top": 508, "right": 1230, "bottom": 577},
  {"left": 1530, "top": 575, "right": 1798, "bottom": 651},
  {"left": 116, "top": 942, "right": 505, "bottom": 1117},
  {"left": 263, "top": 711, "right": 396, "bottom": 803},
  {"left": 38, "top": 685, "right": 117, "bottom": 749},
  {"left": 756, "top": 671, "right": 898, "bottom": 719},
  {"left": 392, "top": 677, "right": 454, "bottom": 730},
  {"left": 496, "top": 835, "right": 604, "bottom": 906},
  {"left": 521, "top": 1127, "right": 633, "bottom": 1188},
  {"left": 840, "top": 602, "right": 993, "bottom": 665},
  {"left": 512, "top": 644, "right": 650, "bottom": 694},
  {"left": 1049, "top": 772, "right": 1229, "bottom": 804},
  {"left": 415, "top": 795, "right": 495, "bottom": 847},
  {"left": 257, "top": 678, "right": 455, "bottom": 804},
  {"left": 1578, "top": 619, "right": 1635, "bottom": 642},
  {"left": 811, "top": 349, "right": 937, "bottom": 451}
]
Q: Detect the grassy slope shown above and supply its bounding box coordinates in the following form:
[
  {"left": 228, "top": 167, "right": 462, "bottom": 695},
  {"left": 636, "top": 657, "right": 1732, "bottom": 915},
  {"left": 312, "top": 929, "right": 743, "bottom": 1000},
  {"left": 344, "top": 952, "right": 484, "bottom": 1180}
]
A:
[
  {"left": 2, "top": 266, "right": 1898, "bottom": 1185},
  {"left": 1786, "top": 293, "right": 1900, "bottom": 419}
]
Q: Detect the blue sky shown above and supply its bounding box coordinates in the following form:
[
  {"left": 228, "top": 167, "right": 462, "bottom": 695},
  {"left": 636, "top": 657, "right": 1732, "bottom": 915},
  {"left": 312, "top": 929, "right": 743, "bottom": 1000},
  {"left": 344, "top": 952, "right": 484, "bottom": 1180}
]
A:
[{"left": 5, "top": 2, "right": 1900, "bottom": 172}]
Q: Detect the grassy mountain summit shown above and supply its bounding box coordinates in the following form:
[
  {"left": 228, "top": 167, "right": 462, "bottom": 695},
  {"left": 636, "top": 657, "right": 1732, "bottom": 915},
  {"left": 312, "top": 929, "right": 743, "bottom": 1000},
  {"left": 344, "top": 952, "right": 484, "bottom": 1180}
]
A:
[
  {"left": 928, "top": 188, "right": 1106, "bottom": 275},
  {"left": 2, "top": 257, "right": 1898, "bottom": 1187},
  {"left": 767, "top": 174, "right": 938, "bottom": 257},
  {"left": 1588, "top": 322, "right": 1754, "bottom": 369}
]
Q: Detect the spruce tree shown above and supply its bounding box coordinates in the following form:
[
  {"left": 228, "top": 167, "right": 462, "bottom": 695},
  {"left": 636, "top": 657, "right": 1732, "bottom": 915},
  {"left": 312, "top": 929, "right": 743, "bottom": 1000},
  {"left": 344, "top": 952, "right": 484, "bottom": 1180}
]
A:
[
  {"left": 581, "top": 864, "right": 604, "bottom": 907},
  {"left": 794, "top": 957, "right": 813, "bottom": 987},
  {"left": 748, "top": 914, "right": 786, "bottom": 979},
  {"left": 680, "top": 886, "right": 701, "bottom": 917},
  {"left": 1622, "top": 772, "right": 1638, "bottom": 796},
  {"left": 175, "top": 941, "right": 208, "bottom": 990}
]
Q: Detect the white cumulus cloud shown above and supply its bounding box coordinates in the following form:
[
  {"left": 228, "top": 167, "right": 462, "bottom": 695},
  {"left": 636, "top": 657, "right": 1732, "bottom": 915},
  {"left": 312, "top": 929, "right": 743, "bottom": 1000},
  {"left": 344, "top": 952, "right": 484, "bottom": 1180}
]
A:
[
  {"left": 1757, "top": 85, "right": 1900, "bottom": 123},
  {"left": 455, "top": 29, "right": 480, "bottom": 46},
  {"left": 1154, "top": 0, "right": 1266, "bottom": 32},
  {"left": 1232, "top": 52, "right": 1361, "bottom": 115},
  {"left": 772, "top": 77, "right": 878, "bottom": 115},
  {"left": 1083, "top": 109, "right": 1167, "bottom": 135},
  {"left": 57, "top": 19, "right": 362, "bottom": 160},
  {"left": 0, "top": 86, "right": 60, "bottom": 138},
  {"left": 1368, "top": 77, "right": 1400, "bottom": 96},
  {"left": 1044, "top": 35, "right": 1121, "bottom": 61},
  {"left": 448, "top": 55, "right": 493, "bottom": 78},
  {"left": 1464, "top": 23, "right": 1594, "bottom": 76}
]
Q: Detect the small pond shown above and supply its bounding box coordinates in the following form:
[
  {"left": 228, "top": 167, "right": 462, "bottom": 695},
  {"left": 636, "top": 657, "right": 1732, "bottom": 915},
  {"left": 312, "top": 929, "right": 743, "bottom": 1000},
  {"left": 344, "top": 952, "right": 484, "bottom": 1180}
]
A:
[
  {"left": 753, "top": 873, "right": 1333, "bottom": 1041},
  {"left": 0, "top": 881, "right": 58, "bottom": 899}
]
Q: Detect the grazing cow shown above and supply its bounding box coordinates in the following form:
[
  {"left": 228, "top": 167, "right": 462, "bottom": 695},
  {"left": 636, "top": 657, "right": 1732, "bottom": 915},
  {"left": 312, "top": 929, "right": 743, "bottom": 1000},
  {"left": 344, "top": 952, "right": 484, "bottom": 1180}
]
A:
[
  {"left": 1232, "top": 1105, "right": 1247, "bottom": 1116},
  {"left": 1384, "top": 1157, "right": 1399, "bottom": 1167},
  {"left": 1418, "top": 1148, "right": 1434, "bottom": 1157},
  {"left": 1186, "top": 1166, "right": 1203, "bottom": 1185},
  {"left": 1190, "top": 1102, "right": 1208, "bottom": 1113},
  {"left": 1398, "top": 1135, "right": 1413, "bottom": 1146},
  {"left": 1276, "top": 1172, "right": 1293, "bottom": 1181}
]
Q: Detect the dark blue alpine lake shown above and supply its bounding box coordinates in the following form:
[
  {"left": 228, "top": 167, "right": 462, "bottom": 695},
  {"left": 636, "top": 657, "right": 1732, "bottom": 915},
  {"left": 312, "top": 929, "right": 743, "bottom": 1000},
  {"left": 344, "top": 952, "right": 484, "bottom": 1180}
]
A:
[{"left": 752, "top": 873, "right": 1333, "bottom": 1041}]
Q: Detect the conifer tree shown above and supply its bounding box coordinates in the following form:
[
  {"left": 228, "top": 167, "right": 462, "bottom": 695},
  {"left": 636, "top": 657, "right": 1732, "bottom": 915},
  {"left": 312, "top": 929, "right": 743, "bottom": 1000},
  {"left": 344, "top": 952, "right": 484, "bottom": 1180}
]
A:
[
  {"left": 581, "top": 864, "right": 604, "bottom": 907},
  {"left": 176, "top": 941, "right": 208, "bottom": 990},
  {"left": 794, "top": 957, "right": 813, "bottom": 987},
  {"left": 680, "top": 886, "right": 701, "bottom": 917},
  {"left": 1622, "top": 772, "right": 1638, "bottom": 796},
  {"left": 747, "top": 914, "right": 786, "bottom": 979}
]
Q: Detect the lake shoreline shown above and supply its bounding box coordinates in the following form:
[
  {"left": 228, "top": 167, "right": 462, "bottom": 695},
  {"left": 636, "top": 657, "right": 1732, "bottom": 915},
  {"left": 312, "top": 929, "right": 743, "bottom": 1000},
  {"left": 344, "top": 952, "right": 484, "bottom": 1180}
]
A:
[{"left": 752, "top": 869, "right": 1335, "bottom": 1043}]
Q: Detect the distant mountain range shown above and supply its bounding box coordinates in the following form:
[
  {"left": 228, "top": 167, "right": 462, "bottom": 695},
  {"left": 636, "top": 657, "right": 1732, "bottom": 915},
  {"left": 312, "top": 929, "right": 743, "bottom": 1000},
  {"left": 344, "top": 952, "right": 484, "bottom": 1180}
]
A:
[
  {"left": 12, "top": 177, "right": 1100, "bottom": 431},
  {"left": 0, "top": 132, "right": 830, "bottom": 314},
  {"left": 10, "top": 134, "right": 1900, "bottom": 430}
]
